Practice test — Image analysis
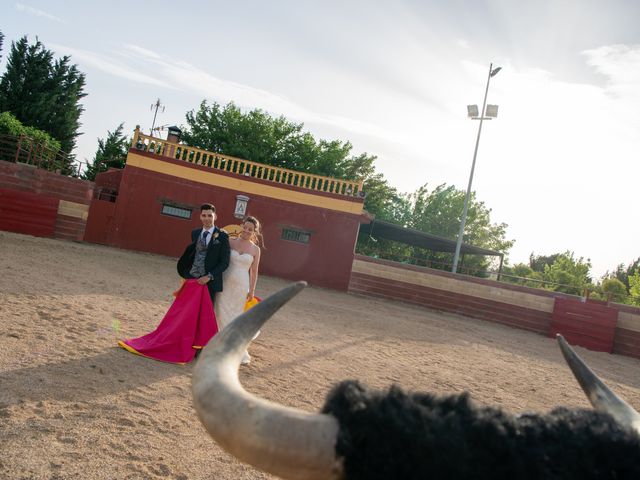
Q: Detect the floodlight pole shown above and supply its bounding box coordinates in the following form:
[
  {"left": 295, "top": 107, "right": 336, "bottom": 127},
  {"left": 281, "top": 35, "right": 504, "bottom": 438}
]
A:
[{"left": 452, "top": 63, "right": 500, "bottom": 273}]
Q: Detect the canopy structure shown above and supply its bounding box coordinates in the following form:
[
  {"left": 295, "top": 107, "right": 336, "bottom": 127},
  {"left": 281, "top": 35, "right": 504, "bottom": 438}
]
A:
[{"left": 359, "top": 218, "right": 504, "bottom": 276}]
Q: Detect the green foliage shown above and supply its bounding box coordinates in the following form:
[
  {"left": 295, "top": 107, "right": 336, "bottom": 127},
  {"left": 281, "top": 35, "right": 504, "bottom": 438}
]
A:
[
  {"left": 356, "top": 235, "right": 412, "bottom": 263},
  {"left": 598, "top": 278, "right": 628, "bottom": 302},
  {"left": 401, "top": 183, "right": 513, "bottom": 274},
  {"left": 510, "top": 263, "right": 534, "bottom": 278},
  {"left": 0, "top": 111, "right": 61, "bottom": 151},
  {"left": 0, "top": 35, "right": 86, "bottom": 172},
  {"left": 0, "top": 30, "right": 4, "bottom": 61},
  {"left": 183, "top": 100, "right": 401, "bottom": 218},
  {"left": 541, "top": 252, "right": 592, "bottom": 295},
  {"left": 356, "top": 183, "right": 514, "bottom": 276},
  {"left": 606, "top": 258, "right": 640, "bottom": 291},
  {"left": 182, "top": 101, "right": 512, "bottom": 275},
  {"left": 503, "top": 251, "right": 596, "bottom": 295},
  {"left": 82, "top": 123, "right": 130, "bottom": 181},
  {"left": 501, "top": 263, "right": 544, "bottom": 287},
  {"left": 529, "top": 253, "right": 561, "bottom": 272},
  {"left": 629, "top": 272, "right": 640, "bottom": 306},
  {"left": 184, "top": 101, "right": 316, "bottom": 171},
  {"left": 341, "top": 152, "right": 407, "bottom": 224},
  {"left": 507, "top": 251, "right": 593, "bottom": 294}
]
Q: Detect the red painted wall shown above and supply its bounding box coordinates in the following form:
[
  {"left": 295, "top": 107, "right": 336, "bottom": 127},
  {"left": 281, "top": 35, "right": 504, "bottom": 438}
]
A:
[
  {"left": 0, "top": 160, "right": 93, "bottom": 240},
  {"left": 549, "top": 298, "right": 618, "bottom": 353},
  {"left": 0, "top": 188, "right": 58, "bottom": 237},
  {"left": 94, "top": 168, "right": 123, "bottom": 190},
  {"left": 0, "top": 160, "right": 93, "bottom": 204},
  {"left": 84, "top": 199, "right": 117, "bottom": 245},
  {"left": 101, "top": 163, "right": 363, "bottom": 290}
]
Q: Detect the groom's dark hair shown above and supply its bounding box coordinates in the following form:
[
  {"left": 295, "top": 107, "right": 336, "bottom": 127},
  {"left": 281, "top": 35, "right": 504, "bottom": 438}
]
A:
[{"left": 200, "top": 203, "right": 216, "bottom": 213}]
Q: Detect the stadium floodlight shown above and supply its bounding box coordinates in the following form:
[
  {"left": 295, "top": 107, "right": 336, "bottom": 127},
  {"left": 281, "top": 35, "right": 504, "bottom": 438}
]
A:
[{"left": 452, "top": 64, "right": 502, "bottom": 274}]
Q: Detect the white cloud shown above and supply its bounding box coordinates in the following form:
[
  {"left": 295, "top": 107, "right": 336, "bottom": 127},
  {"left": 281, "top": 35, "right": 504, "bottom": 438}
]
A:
[
  {"left": 49, "top": 44, "right": 176, "bottom": 89},
  {"left": 461, "top": 55, "right": 640, "bottom": 277},
  {"left": 110, "top": 44, "right": 401, "bottom": 143},
  {"left": 15, "top": 3, "right": 63, "bottom": 22}
]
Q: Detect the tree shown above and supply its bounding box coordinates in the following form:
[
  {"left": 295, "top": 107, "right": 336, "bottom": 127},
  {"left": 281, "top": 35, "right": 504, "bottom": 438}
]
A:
[
  {"left": 0, "top": 30, "right": 4, "bottom": 61},
  {"left": 82, "top": 123, "right": 129, "bottom": 181},
  {"left": 540, "top": 252, "right": 593, "bottom": 295},
  {"left": 341, "top": 152, "right": 406, "bottom": 223},
  {"left": 400, "top": 183, "right": 514, "bottom": 274},
  {"left": 607, "top": 258, "right": 640, "bottom": 291},
  {"left": 183, "top": 101, "right": 312, "bottom": 171},
  {"left": 501, "top": 263, "right": 547, "bottom": 288},
  {"left": 599, "top": 278, "right": 628, "bottom": 303},
  {"left": 629, "top": 271, "right": 640, "bottom": 306},
  {"left": 0, "top": 36, "right": 86, "bottom": 171},
  {"left": 529, "top": 253, "right": 561, "bottom": 273},
  {"left": 182, "top": 100, "right": 401, "bottom": 217},
  {"left": 182, "top": 101, "right": 512, "bottom": 274}
]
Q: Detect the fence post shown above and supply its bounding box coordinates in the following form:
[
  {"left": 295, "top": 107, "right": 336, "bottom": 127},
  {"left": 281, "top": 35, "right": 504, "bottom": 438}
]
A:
[{"left": 14, "top": 135, "right": 23, "bottom": 163}]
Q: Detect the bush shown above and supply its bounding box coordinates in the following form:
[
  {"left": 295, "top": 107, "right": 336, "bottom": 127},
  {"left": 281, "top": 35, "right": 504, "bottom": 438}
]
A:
[{"left": 0, "top": 111, "right": 61, "bottom": 151}]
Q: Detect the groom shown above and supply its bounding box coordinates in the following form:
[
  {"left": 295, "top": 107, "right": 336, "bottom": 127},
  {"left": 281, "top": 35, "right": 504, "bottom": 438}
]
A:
[{"left": 177, "top": 203, "right": 231, "bottom": 304}]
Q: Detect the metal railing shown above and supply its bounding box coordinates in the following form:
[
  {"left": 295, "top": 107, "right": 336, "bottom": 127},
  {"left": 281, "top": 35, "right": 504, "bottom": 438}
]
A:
[
  {"left": 0, "top": 134, "right": 82, "bottom": 176},
  {"left": 131, "top": 128, "right": 364, "bottom": 198}
]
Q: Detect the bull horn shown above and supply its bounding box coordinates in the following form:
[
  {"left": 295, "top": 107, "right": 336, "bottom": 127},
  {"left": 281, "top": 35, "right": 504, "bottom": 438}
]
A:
[
  {"left": 557, "top": 334, "right": 640, "bottom": 434},
  {"left": 192, "top": 281, "right": 343, "bottom": 480}
]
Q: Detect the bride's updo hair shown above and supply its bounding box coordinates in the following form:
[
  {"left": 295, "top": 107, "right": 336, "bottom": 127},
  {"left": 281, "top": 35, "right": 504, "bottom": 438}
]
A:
[{"left": 243, "top": 216, "right": 265, "bottom": 249}]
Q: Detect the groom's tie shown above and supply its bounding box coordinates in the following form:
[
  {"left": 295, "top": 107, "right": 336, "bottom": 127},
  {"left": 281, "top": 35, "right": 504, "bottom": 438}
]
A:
[{"left": 202, "top": 231, "right": 209, "bottom": 245}]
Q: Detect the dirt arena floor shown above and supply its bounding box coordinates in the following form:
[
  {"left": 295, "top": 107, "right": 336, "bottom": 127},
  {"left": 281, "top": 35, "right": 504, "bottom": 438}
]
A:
[{"left": 1, "top": 230, "right": 639, "bottom": 479}]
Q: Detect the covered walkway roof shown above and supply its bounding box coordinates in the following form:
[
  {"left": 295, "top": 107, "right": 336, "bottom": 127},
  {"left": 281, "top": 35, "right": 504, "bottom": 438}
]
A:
[{"left": 359, "top": 218, "right": 503, "bottom": 257}]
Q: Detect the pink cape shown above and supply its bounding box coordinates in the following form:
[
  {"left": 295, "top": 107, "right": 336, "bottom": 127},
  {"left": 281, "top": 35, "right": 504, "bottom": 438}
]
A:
[{"left": 118, "top": 279, "right": 218, "bottom": 364}]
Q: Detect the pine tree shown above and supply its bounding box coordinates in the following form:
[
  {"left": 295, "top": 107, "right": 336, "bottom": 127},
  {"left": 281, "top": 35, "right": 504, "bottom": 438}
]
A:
[
  {"left": 0, "top": 36, "right": 86, "bottom": 172},
  {"left": 82, "top": 123, "right": 129, "bottom": 181}
]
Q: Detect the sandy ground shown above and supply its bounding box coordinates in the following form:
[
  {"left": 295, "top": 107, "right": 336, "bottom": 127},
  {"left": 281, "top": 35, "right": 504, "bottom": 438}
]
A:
[{"left": 1, "top": 230, "right": 639, "bottom": 480}]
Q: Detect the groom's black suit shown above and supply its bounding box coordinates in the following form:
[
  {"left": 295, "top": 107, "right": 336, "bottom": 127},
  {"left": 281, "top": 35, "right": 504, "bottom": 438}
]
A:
[{"left": 177, "top": 226, "right": 230, "bottom": 302}]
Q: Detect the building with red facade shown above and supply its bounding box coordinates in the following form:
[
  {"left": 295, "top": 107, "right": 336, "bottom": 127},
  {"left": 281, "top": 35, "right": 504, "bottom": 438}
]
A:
[{"left": 84, "top": 128, "right": 367, "bottom": 290}]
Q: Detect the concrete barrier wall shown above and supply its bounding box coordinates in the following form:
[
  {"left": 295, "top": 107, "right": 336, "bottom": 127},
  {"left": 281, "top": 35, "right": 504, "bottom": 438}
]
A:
[
  {"left": 615, "top": 308, "right": 640, "bottom": 358},
  {"left": 349, "top": 255, "right": 640, "bottom": 359}
]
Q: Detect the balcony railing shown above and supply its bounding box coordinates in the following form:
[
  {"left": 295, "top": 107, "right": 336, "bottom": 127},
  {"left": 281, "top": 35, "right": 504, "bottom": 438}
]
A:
[{"left": 131, "top": 128, "right": 364, "bottom": 198}]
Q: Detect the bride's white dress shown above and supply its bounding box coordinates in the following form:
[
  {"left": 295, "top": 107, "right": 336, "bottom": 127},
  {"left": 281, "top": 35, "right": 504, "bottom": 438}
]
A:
[{"left": 215, "top": 250, "right": 254, "bottom": 362}]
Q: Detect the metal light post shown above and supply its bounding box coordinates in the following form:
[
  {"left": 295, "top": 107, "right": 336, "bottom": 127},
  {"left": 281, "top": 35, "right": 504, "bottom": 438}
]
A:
[{"left": 451, "top": 63, "right": 501, "bottom": 274}]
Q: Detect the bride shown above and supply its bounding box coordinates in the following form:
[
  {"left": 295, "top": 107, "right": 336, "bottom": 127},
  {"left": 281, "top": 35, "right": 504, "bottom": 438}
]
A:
[{"left": 214, "top": 216, "right": 263, "bottom": 365}]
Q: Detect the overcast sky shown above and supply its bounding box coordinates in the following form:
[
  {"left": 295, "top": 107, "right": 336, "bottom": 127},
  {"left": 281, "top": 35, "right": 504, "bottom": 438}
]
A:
[{"left": 3, "top": 0, "right": 639, "bottom": 278}]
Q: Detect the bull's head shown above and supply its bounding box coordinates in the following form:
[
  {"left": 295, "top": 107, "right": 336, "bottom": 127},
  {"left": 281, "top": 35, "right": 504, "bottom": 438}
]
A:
[{"left": 192, "top": 282, "right": 640, "bottom": 480}]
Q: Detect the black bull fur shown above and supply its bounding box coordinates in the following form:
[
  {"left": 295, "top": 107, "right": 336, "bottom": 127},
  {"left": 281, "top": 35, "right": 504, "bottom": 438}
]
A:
[{"left": 322, "top": 380, "right": 640, "bottom": 480}]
